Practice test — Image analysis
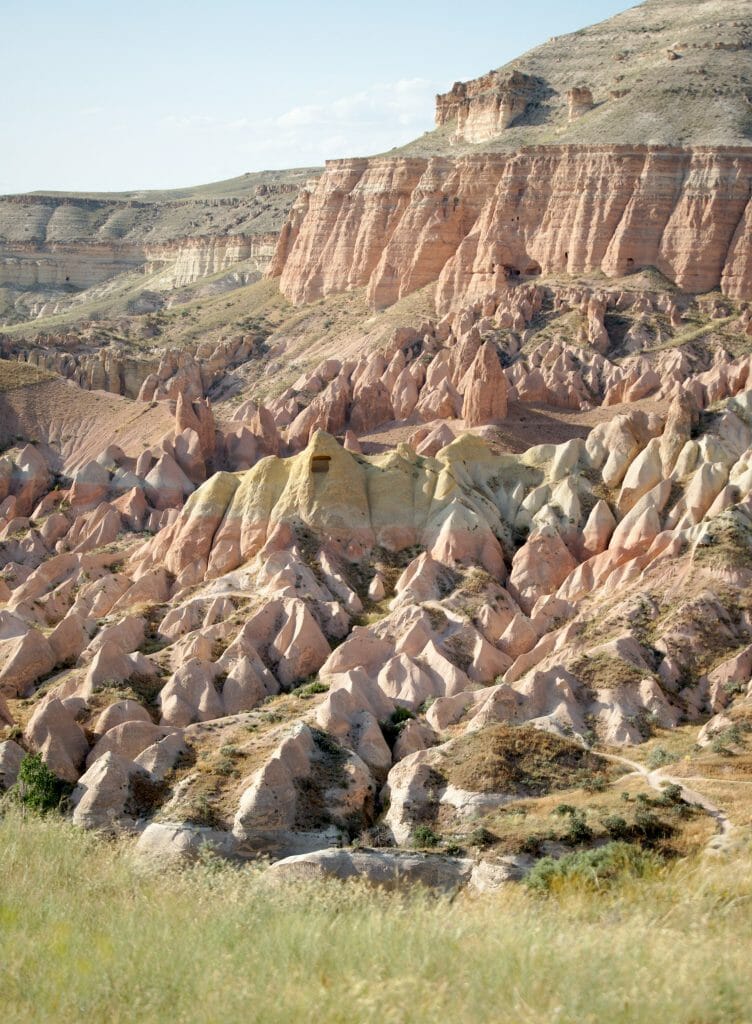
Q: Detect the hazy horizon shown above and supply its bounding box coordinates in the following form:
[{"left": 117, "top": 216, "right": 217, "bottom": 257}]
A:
[{"left": 3, "top": 0, "right": 635, "bottom": 194}]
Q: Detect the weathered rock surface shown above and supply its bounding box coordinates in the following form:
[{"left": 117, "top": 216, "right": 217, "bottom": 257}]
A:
[{"left": 274, "top": 148, "right": 752, "bottom": 312}]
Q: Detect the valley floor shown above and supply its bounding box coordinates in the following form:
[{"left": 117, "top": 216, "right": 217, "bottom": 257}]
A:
[{"left": 1, "top": 805, "right": 751, "bottom": 1024}]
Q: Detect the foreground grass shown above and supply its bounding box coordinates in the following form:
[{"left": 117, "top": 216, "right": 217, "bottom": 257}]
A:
[{"left": 1, "top": 807, "right": 751, "bottom": 1024}]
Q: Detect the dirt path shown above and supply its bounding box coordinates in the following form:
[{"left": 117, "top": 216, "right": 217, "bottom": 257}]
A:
[{"left": 598, "top": 751, "right": 735, "bottom": 853}]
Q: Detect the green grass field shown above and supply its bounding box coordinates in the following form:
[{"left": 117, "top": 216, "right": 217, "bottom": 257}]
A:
[{"left": 1, "top": 805, "right": 751, "bottom": 1024}]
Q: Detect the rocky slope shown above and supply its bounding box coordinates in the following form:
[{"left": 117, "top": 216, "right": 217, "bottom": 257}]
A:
[
  {"left": 3, "top": 0, "right": 752, "bottom": 890},
  {"left": 428, "top": 0, "right": 752, "bottom": 151}
]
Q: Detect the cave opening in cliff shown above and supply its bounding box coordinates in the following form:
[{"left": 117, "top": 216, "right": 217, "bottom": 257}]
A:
[{"left": 311, "top": 455, "right": 331, "bottom": 474}]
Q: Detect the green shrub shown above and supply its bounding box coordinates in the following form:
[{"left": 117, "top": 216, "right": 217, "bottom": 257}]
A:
[
  {"left": 525, "top": 842, "right": 662, "bottom": 894},
  {"left": 411, "top": 825, "right": 441, "bottom": 849},
  {"left": 633, "top": 807, "right": 672, "bottom": 842},
  {"left": 647, "top": 746, "right": 677, "bottom": 769},
  {"left": 467, "top": 827, "right": 497, "bottom": 849},
  {"left": 582, "top": 775, "right": 608, "bottom": 793},
  {"left": 380, "top": 707, "right": 415, "bottom": 748},
  {"left": 658, "top": 783, "right": 684, "bottom": 805},
  {"left": 565, "top": 813, "right": 593, "bottom": 845},
  {"left": 553, "top": 803, "right": 577, "bottom": 817},
  {"left": 13, "top": 754, "right": 67, "bottom": 813},
  {"left": 291, "top": 679, "right": 329, "bottom": 699},
  {"left": 710, "top": 736, "right": 733, "bottom": 757},
  {"left": 603, "top": 815, "right": 630, "bottom": 840}
]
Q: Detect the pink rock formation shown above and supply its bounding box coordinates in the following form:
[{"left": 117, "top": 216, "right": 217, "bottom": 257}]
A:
[
  {"left": 0, "top": 628, "right": 56, "bottom": 697},
  {"left": 273, "top": 148, "right": 752, "bottom": 313},
  {"left": 461, "top": 342, "right": 508, "bottom": 426},
  {"left": 349, "top": 380, "right": 394, "bottom": 435},
  {"left": 175, "top": 394, "right": 215, "bottom": 462},
  {"left": 24, "top": 698, "right": 89, "bottom": 783},
  {"left": 509, "top": 528, "right": 579, "bottom": 614}
]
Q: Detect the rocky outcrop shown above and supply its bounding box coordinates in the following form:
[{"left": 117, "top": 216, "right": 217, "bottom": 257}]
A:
[
  {"left": 435, "top": 70, "right": 539, "bottom": 143},
  {"left": 462, "top": 342, "right": 508, "bottom": 426},
  {"left": 567, "top": 86, "right": 594, "bottom": 122},
  {"left": 144, "top": 233, "right": 279, "bottom": 287}
]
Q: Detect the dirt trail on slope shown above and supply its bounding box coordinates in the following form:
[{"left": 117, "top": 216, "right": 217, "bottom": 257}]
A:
[{"left": 599, "top": 751, "right": 735, "bottom": 854}]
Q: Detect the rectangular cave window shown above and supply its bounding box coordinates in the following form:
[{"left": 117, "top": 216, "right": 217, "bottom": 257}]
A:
[{"left": 311, "top": 455, "right": 331, "bottom": 474}]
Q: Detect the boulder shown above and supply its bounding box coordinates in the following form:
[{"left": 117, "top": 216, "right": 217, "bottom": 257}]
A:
[
  {"left": 0, "top": 628, "right": 56, "bottom": 697},
  {"left": 24, "top": 698, "right": 89, "bottom": 783},
  {"left": 0, "top": 739, "right": 24, "bottom": 790},
  {"left": 135, "top": 822, "right": 239, "bottom": 862},
  {"left": 266, "top": 848, "right": 474, "bottom": 892}
]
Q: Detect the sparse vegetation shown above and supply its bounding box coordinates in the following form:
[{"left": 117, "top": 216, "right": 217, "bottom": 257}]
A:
[
  {"left": 525, "top": 842, "right": 662, "bottom": 894},
  {"left": 11, "top": 753, "right": 68, "bottom": 813},
  {"left": 438, "top": 724, "right": 613, "bottom": 797},
  {"left": 411, "top": 824, "right": 442, "bottom": 849}
]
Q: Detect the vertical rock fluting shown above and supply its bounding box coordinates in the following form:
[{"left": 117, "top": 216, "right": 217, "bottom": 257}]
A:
[{"left": 272, "top": 146, "right": 752, "bottom": 313}]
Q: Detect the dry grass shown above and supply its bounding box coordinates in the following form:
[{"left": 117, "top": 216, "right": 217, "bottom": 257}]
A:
[
  {"left": 0, "top": 360, "right": 54, "bottom": 392},
  {"left": 438, "top": 724, "right": 612, "bottom": 796},
  {"left": 1, "top": 803, "right": 752, "bottom": 1023}
]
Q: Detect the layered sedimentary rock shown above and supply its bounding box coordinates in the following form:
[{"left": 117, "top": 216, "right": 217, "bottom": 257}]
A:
[
  {"left": 273, "top": 146, "right": 752, "bottom": 311},
  {"left": 0, "top": 241, "right": 145, "bottom": 291},
  {"left": 143, "top": 233, "right": 279, "bottom": 287},
  {"left": 434, "top": 71, "right": 540, "bottom": 143},
  {"left": 0, "top": 172, "right": 316, "bottom": 319}
]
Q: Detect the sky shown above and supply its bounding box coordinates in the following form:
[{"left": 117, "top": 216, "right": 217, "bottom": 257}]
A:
[{"left": 2, "top": 0, "right": 635, "bottom": 194}]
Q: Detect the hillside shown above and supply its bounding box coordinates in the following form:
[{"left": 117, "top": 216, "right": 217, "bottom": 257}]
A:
[
  {"left": 4, "top": 0, "right": 752, "bottom": 921},
  {"left": 1, "top": 168, "right": 318, "bottom": 247},
  {"left": 400, "top": 0, "right": 752, "bottom": 154},
  {"left": 0, "top": 167, "right": 319, "bottom": 324}
]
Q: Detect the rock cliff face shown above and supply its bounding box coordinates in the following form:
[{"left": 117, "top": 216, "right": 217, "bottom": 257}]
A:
[
  {"left": 0, "top": 241, "right": 147, "bottom": 293},
  {"left": 144, "top": 233, "right": 279, "bottom": 288},
  {"left": 274, "top": 146, "right": 752, "bottom": 312}
]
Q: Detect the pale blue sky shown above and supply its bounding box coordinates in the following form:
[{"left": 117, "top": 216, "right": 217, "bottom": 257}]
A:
[{"left": 2, "top": 0, "right": 635, "bottom": 194}]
